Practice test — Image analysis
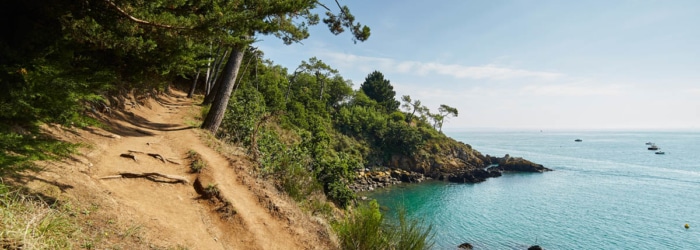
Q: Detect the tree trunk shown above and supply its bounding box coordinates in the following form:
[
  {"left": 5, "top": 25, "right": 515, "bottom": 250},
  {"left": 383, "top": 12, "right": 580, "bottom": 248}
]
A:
[
  {"left": 202, "top": 52, "right": 232, "bottom": 105},
  {"left": 208, "top": 49, "right": 229, "bottom": 95},
  {"left": 316, "top": 72, "right": 324, "bottom": 100},
  {"left": 201, "top": 44, "right": 247, "bottom": 134},
  {"left": 203, "top": 45, "right": 214, "bottom": 94},
  {"left": 187, "top": 69, "right": 200, "bottom": 98}
]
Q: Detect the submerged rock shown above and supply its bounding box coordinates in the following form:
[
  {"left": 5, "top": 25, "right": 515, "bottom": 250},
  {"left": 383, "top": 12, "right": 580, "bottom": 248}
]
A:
[{"left": 457, "top": 242, "right": 473, "bottom": 249}]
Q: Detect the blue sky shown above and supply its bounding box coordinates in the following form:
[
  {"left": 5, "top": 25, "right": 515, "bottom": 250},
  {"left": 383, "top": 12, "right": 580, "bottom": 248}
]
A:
[{"left": 257, "top": 0, "right": 700, "bottom": 130}]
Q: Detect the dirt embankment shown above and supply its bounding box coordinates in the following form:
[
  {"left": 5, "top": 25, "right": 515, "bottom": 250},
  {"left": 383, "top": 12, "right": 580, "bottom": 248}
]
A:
[{"left": 11, "top": 90, "right": 336, "bottom": 249}]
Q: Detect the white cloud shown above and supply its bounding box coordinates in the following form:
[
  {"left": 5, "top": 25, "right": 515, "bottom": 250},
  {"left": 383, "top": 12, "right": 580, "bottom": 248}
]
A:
[
  {"left": 519, "top": 83, "right": 626, "bottom": 96},
  {"left": 323, "top": 52, "right": 563, "bottom": 81}
]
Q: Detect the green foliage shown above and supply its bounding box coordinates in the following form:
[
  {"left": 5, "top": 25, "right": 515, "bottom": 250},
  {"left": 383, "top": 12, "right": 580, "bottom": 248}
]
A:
[
  {"left": 316, "top": 152, "right": 360, "bottom": 208},
  {"left": 334, "top": 200, "right": 387, "bottom": 249},
  {"left": 334, "top": 200, "right": 434, "bottom": 250},
  {"left": 382, "top": 121, "right": 426, "bottom": 156},
  {"left": 219, "top": 86, "right": 267, "bottom": 144},
  {"left": 385, "top": 209, "right": 435, "bottom": 250},
  {"left": 256, "top": 129, "right": 319, "bottom": 201},
  {"left": 360, "top": 71, "right": 400, "bottom": 112}
]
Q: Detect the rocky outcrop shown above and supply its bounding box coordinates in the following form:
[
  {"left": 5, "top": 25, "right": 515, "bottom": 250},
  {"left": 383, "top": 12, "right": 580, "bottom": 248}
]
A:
[
  {"left": 385, "top": 140, "right": 489, "bottom": 178},
  {"left": 349, "top": 169, "right": 427, "bottom": 192},
  {"left": 351, "top": 138, "right": 551, "bottom": 191},
  {"left": 445, "top": 169, "right": 502, "bottom": 183},
  {"left": 488, "top": 154, "right": 551, "bottom": 173}
]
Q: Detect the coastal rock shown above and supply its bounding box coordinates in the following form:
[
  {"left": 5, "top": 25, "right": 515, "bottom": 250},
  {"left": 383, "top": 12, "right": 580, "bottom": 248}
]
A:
[
  {"left": 352, "top": 138, "right": 549, "bottom": 190},
  {"left": 457, "top": 242, "right": 473, "bottom": 249},
  {"left": 387, "top": 139, "right": 489, "bottom": 177},
  {"left": 446, "top": 169, "right": 501, "bottom": 183},
  {"left": 349, "top": 169, "right": 424, "bottom": 192},
  {"left": 494, "top": 156, "right": 551, "bottom": 172}
]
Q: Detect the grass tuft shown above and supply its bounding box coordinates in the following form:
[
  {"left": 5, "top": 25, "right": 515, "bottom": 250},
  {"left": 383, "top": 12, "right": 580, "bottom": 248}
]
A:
[{"left": 186, "top": 150, "right": 206, "bottom": 173}]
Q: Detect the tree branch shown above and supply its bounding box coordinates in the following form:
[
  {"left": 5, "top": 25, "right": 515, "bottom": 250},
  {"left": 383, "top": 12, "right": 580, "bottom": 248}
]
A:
[
  {"left": 316, "top": 1, "right": 332, "bottom": 11},
  {"left": 105, "top": 0, "right": 190, "bottom": 29}
]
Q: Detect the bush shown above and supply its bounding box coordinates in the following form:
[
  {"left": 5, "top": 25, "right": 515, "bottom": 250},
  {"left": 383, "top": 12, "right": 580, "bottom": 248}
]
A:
[
  {"left": 334, "top": 200, "right": 387, "bottom": 250},
  {"left": 387, "top": 208, "right": 434, "bottom": 250},
  {"left": 257, "top": 129, "right": 319, "bottom": 201},
  {"left": 219, "top": 87, "right": 266, "bottom": 144},
  {"left": 334, "top": 200, "right": 434, "bottom": 250}
]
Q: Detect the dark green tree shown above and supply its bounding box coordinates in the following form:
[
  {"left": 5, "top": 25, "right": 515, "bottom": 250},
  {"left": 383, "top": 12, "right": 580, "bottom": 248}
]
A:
[
  {"left": 360, "top": 71, "right": 399, "bottom": 112},
  {"left": 201, "top": 0, "right": 371, "bottom": 134}
]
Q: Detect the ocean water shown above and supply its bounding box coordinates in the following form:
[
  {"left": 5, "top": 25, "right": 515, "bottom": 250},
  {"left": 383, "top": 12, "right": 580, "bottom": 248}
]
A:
[{"left": 367, "top": 131, "right": 700, "bottom": 249}]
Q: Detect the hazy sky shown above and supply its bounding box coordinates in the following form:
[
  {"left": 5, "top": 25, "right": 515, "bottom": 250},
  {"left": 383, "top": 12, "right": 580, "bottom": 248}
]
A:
[{"left": 257, "top": 0, "right": 700, "bottom": 130}]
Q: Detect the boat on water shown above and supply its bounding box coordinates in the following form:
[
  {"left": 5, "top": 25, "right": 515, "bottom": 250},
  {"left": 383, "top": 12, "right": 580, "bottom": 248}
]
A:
[
  {"left": 645, "top": 142, "right": 653, "bottom": 145},
  {"left": 648, "top": 144, "right": 659, "bottom": 150},
  {"left": 655, "top": 151, "right": 665, "bottom": 155},
  {"left": 575, "top": 139, "right": 582, "bottom": 142}
]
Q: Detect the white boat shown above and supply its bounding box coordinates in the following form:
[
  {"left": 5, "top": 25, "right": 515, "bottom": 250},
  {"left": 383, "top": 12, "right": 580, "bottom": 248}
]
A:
[
  {"left": 655, "top": 151, "right": 665, "bottom": 155},
  {"left": 645, "top": 142, "right": 653, "bottom": 145},
  {"left": 648, "top": 144, "right": 659, "bottom": 150}
]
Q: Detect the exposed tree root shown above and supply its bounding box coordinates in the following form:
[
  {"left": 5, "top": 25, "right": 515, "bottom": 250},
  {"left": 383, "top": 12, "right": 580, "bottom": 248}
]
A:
[
  {"left": 100, "top": 172, "right": 189, "bottom": 184},
  {"left": 120, "top": 153, "right": 137, "bottom": 162},
  {"left": 126, "top": 150, "right": 180, "bottom": 164}
]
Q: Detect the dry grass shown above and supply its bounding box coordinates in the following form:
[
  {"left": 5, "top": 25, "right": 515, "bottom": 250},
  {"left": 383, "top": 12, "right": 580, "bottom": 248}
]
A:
[{"left": 0, "top": 182, "right": 80, "bottom": 249}]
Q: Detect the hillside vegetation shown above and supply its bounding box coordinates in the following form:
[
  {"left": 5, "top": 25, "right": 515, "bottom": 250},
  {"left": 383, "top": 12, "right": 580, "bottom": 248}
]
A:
[{"left": 0, "top": 0, "right": 448, "bottom": 248}]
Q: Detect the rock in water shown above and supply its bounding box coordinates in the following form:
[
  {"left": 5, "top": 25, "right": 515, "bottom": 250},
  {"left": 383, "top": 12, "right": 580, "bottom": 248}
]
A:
[
  {"left": 528, "top": 245, "right": 543, "bottom": 250},
  {"left": 457, "top": 242, "right": 473, "bottom": 249},
  {"left": 497, "top": 156, "right": 551, "bottom": 172}
]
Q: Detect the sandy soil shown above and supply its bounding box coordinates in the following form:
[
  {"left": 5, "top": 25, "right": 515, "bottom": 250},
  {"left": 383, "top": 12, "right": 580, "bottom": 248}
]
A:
[{"left": 13, "top": 90, "right": 336, "bottom": 249}]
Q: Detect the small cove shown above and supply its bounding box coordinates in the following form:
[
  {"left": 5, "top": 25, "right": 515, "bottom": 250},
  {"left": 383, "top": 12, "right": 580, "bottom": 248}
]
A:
[{"left": 367, "top": 131, "right": 700, "bottom": 249}]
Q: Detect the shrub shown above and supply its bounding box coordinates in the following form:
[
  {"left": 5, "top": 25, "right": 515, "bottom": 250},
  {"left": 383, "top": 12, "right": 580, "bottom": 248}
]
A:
[
  {"left": 334, "top": 200, "right": 434, "bottom": 250},
  {"left": 387, "top": 208, "right": 435, "bottom": 250},
  {"left": 334, "top": 200, "right": 387, "bottom": 250}
]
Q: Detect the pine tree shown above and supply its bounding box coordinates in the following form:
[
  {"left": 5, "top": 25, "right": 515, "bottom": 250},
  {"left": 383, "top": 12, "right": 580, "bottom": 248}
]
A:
[{"left": 360, "top": 71, "right": 400, "bottom": 112}]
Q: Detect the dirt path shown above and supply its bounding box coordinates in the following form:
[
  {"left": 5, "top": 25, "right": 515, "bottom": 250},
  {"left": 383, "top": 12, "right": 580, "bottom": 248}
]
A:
[{"left": 20, "top": 90, "right": 334, "bottom": 249}]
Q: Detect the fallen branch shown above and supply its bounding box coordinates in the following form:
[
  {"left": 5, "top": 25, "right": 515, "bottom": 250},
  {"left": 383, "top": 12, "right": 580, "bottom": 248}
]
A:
[{"left": 100, "top": 172, "right": 189, "bottom": 184}]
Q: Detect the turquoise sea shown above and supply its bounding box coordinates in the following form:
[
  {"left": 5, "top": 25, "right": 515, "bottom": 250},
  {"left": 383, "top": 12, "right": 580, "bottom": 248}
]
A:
[{"left": 367, "top": 131, "right": 700, "bottom": 249}]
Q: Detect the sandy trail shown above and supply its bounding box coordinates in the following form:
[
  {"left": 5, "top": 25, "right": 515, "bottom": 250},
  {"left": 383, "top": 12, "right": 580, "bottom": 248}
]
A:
[{"left": 21, "top": 90, "right": 332, "bottom": 249}]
